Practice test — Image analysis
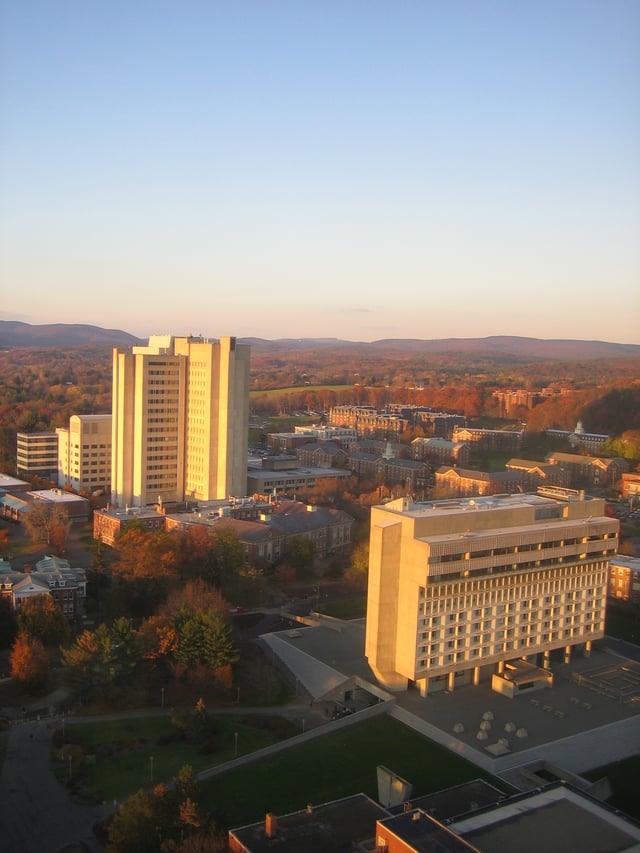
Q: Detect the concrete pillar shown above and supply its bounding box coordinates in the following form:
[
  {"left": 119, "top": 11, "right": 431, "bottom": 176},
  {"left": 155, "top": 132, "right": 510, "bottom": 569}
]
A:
[
  {"left": 498, "top": 660, "right": 505, "bottom": 674},
  {"left": 473, "top": 666, "right": 480, "bottom": 686},
  {"left": 418, "top": 677, "right": 429, "bottom": 698},
  {"left": 447, "top": 671, "right": 456, "bottom": 692},
  {"left": 543, "top": 650, "right": 550, "bottom": 670},
  {"left": 585, "top": 640, "right": 592, "bottom": 658},
  {"left": 564, "top": 645, "right": 571, "bottom": 665}
]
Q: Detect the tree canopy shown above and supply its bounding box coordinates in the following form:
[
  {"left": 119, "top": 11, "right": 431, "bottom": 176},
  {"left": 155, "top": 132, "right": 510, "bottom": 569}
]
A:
[
  {"left": 10, "top": 633, "right": 49, "bottom": 693},
  {"left": 16, "top": 593, "right": 70, "bottom": 646}
]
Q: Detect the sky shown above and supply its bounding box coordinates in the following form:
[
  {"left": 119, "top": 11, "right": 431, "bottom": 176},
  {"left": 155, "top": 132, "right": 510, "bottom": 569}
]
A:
[{"left": 1, "top": 1, "right": 639, "bottom": 344}]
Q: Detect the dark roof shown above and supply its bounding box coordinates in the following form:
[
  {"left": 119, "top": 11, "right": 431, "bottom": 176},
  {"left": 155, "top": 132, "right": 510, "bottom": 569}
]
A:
[
  {"left": 392, "top": 779, "right": 505, "bottom": 822},
  {"left": 229, "top": 793, "right": 389, "bottom": 853},
  {"left": 378, "top": 809, "right": 480, "bottom": 852},
  {"left": 436, "top": 468, "right": 521, "bottom": 482},
  {"left": 269, "top": 503, "right": 353, "bottom": 535}
]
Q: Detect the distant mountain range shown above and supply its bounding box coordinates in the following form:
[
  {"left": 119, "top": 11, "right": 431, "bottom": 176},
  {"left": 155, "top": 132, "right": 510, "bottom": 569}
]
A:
[
  {"left": 1, "top": 322, "right": 639, "bottom": 360},
  {"left": 0, "top": 321, "right": 142, "bottom": 348}
]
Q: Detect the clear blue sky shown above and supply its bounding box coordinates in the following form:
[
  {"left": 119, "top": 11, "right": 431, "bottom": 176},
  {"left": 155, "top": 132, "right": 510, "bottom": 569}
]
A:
[{"left": 2, "top": 1, "right": 639, "bottom": 343}]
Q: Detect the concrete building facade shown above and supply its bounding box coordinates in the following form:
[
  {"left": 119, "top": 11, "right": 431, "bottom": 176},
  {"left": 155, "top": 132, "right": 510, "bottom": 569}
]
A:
[
  {"left": 111, "top": 335, "right": 250, "bottom": 507},
  {"left": 365, "top": 488, "right": 618, "bottom": 696},
  {"left": 16, "top": 431, "right": 58, "bottom": 480},
  {"left": 57, "top": 414, "right": 112, "bottom": 494}
]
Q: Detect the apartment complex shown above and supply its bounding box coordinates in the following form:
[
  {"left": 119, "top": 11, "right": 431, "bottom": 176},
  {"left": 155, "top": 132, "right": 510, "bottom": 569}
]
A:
[
  {"left": 57, "top": 414, "right": 112, "bottom": 494},
  {"left": 111, "top": 335, "right": 250, "bottom": 507},
  {"left": 16, "top": 431, "right": 58, "bottom": 479},
  {"left": 365, "top": 488, "right": 618, "bottom": 696}
]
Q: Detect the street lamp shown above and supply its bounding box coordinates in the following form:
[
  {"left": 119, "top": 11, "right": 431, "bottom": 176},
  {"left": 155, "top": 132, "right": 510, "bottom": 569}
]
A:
[
  {"left": 160, "top": 687, "right": 165, "bottom": 709},
  {"left": 149, "top": 755, "right": 154, "bottom": 785},
  {"left": 234, "top": 732, "right": 238, "bottom": 757}
]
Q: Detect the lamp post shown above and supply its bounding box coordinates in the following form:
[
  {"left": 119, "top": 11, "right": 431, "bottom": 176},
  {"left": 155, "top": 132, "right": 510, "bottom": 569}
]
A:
[
  {"left": 149, "top": 755, "right": 154, "bottom": 785},
  {"left": 234, "top": 732, "right": 238, "bottom": 757},
  {"left": 161, "top": 687, "right": 165, "bottom": 709},
  {"left": 68, "top": 754, "right": 72, "bottom": 781}
]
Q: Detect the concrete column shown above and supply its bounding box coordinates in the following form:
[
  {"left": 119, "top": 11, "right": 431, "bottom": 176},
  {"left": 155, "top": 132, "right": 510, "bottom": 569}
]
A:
[
  {"left": 447, "top": 671, "right": 456, "bottom": 692},
  {"left": 543, "top": 650, "right": 550, "bottom": 670},
  {"left": 585, "top": 640, "right": 592, "bottom": 658},
  {"left": 564, "top": 645, "right": 571, "bottom": 665},
  {"left": 473, "top": 666, "right": 480, "bottom": 686},
  {"left": 418, "top": 677, "right": 429, "bottom": 698},
  {"left": 497, "top": 660, "right": 505, "bottom": 674}
]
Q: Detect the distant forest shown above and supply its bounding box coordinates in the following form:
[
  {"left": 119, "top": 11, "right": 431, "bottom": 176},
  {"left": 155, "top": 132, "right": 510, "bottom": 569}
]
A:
[{"left": 0, "top": 342, "right": 639, "bottom": 472}]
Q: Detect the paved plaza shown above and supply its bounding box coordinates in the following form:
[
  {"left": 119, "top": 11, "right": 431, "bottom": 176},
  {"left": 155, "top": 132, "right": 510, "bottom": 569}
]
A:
[{"left": 261, "top": 616, "right": 640, "bottom": 780}]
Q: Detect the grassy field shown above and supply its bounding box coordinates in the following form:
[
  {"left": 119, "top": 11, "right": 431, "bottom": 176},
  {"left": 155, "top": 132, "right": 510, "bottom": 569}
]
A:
[
  {"left": 51, "top": 713, "right": 512, "bottom": 828},
  {"left": 250, "top": 385, "right": 349, "bottom": 399},
  {"left": 198, "top": 715, "right": 512, "bottom": 829},
  {"left": 316, "top": 598, "right": 367, "bottom": 620},
  {"left": 57, "top": 714, "right": 298, "bottom": 800},
  {"left": 605, "top": 603, "right": 640, "bottom": 644}
]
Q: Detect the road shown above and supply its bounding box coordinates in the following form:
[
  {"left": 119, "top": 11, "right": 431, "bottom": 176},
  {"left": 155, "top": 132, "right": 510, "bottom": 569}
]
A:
[{"left": 0, "top": 719, "right": 104, "bottom": 853}]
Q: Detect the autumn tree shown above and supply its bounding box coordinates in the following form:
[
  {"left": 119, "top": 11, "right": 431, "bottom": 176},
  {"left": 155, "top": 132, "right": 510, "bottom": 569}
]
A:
[
  {"left": 344, "top": 540, "right": 369, "bottom": 589},
  {"left": 10, "top": 633, "right": 49, "bottom": 693},
  {"left": 173, "top": 607, "right": 238, "bottom": 673},
  {"left": 163, "top": 578, "right": 227, "bottom": 618},
  {"left": 105, "top": 765, "right": 222, "bottom": 853},
  {"left": 210, "top": 527, "right": 243, "bottom": 585},
  {"left": 112, "top": 525, "right": 178, "bottom": 581},
  {"left": 285, "top": 535, "right": 316, "bottom": 571},
  {"left": 176, "top": 525, "right": 218, "bottom": 580},
  {"left": 61, "top": 617, "right": 139, "bottom": 701},
  {"left": 16, "top": 593, "right": 70, "bottom": 646},
  {"left": 22, "top": 503, "right": 71, "bottom": 553}
]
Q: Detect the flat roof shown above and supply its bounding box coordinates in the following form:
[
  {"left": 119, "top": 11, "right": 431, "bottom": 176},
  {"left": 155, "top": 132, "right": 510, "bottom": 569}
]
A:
[
  {"left": 452, "top": 785, "right": 640, "bottom": 853},
  {"left": 247, "top": 466, "right": 350, "bottom": 481},
  {"left": 379, "top": 809, "right": 480, "bottom": 852},
  {"left": 97, "top": 506, "right": 162, "bottom": 520},
  {"left": 28, "top": 490, "right": 88, "bottom": 504},
  {"left": 265, "top": 620, "right": 640, "bottom": 765},
  {"left": 397, "top": 780, "right": 505, "bottom": 822},
  {"left": 375, "top": 491, "right": 602, "bottom": 521},
  {"left": 229, "top": 793, "right": 388, "bottom": 853},
  {"left": 0, "top": 473, "right": 31, "bottom": 489}
]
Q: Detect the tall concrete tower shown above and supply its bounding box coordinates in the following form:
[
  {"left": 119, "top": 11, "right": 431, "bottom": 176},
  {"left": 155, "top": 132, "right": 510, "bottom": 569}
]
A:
[{"left": 111, "top": 335, "right": 250, "bottom": 508}]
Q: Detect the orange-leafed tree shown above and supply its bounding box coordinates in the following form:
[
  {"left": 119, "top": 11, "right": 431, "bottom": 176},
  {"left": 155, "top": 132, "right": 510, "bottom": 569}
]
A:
[
  {"left": 10, "top": 632, "right": 49, "bottom": 693},
  {"left": 112, "top": 525, "right": 178, "bottom": 580}
]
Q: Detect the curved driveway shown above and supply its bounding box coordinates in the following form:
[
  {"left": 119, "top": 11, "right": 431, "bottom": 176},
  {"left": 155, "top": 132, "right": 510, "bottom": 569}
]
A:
[{"left": 0, "top": 719, "right": 103, "bottom": 853}]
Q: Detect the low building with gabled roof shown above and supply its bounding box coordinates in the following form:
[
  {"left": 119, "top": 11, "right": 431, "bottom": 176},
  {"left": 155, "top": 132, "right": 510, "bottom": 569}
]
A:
[{"left": 435, "top": 467, "right": 523, "bottom": 498}]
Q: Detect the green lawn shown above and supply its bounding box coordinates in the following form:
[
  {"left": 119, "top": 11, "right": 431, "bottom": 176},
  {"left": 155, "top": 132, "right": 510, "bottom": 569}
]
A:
[
  {"left": 584, "top": 754, "right": 640, "bottom": 820},
  {"left": 58, "top": 714, "right": 297, "bottom": 800},
  {"left": 316, "top": 598, "right": 366, "bottom": 620},
  {"left": 198, "top": 715, "right": 512, "bottom": 829},
  {"left": 605, "top": 604, "right": 640, "bottom": 644},
  {"left": 250, "top": 385, "right": 348, "bottom": 399},
  {"left": 59, "top": 713, "right": 512, "bottom": 828}
]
